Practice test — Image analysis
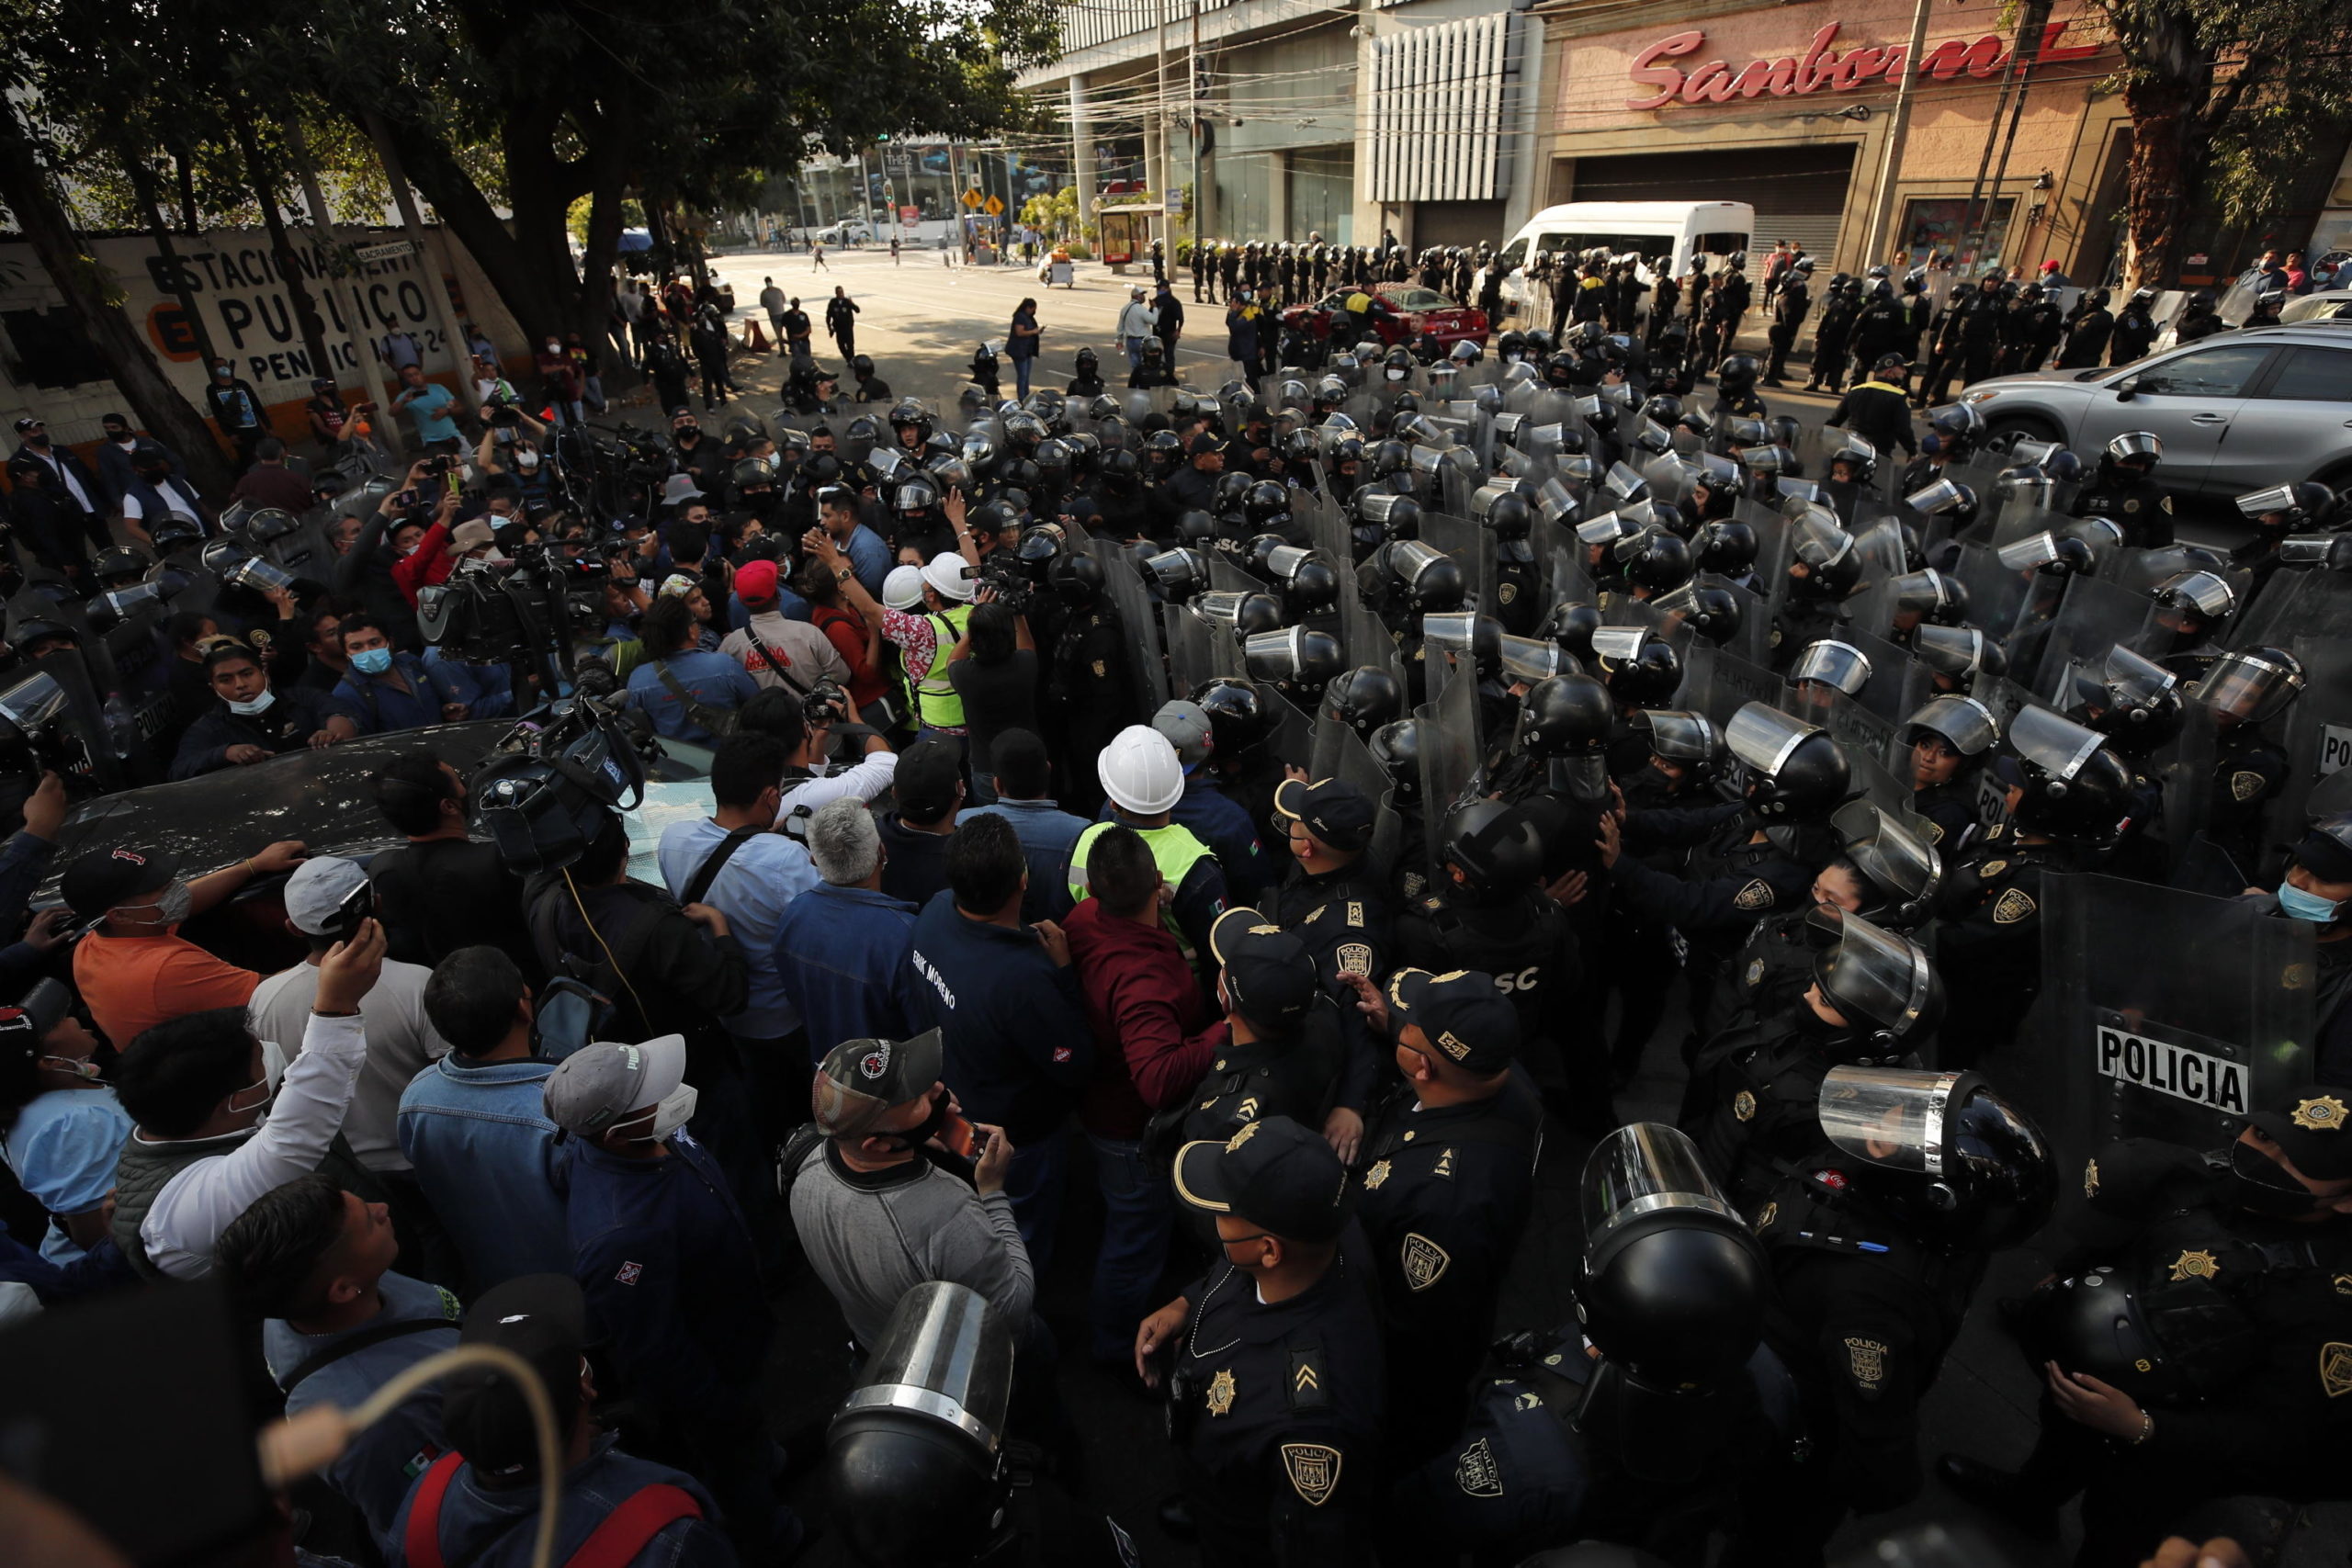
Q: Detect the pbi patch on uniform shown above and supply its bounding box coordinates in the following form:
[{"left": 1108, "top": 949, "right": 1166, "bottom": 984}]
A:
[
  {"left": 1282, "top": 1443, "right": 1342, "bottom": 1506},
  {"left": 1336, "top": 942, "right": 1374, "bottom": 976},
  {"left": 1844, "top": 1337, "right": 1888, "bottom": 1389},
  {"left": 2231, "top": 770, "right": 2267, "bottom": 803},
  {"left": 1733, "top": 879, "right": 1775, "bottom": 912},
  {"left": 1992, "top": 887, "right": 2037, "bottom": 925},
  {"left": 1402, "top": 1232, "right": 1452, "bottom": 1291},
  {"left": 1454, "top": 1438, "right": 1505, "bottom": 1497},
  {"left": 2322, "top": 1342, "right": 2352, "bottom": 1399}
]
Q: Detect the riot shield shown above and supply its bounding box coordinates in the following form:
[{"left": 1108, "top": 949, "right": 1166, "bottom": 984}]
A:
[
  {"left": 1419, "top": 510, "right": 1494, "bottom": 612},
  {"left": 1090, "top": 538, "right": 1169, "bottom": 715},
  {"left": 1681, "top": 644, "right": 1785, "bottom": 733},
  {"left": 1330, "top": 716, "right": 1403, "bottom": 892},
  {"left": 1414, "top": 676, "right": 1481, "bottom": 883},
  {"left": 1263, "top": 689, "right": 1314, "bottom": 770},
  {"left": 2023, "top": 874, "right": 2312, "bottom": 1175},
  {"left": 1298, "top": 486, "right": 1350, "bottom": 568},
  {"left": 2030, "top": 574, "right": 2163, "bottom": 706},
  {"left": 2148, "top": 702, "right": 2221, "bottom": 876},
  {"left": 1947, "top": 541, "right": 2042, "bottom": 644},
  {"left": 2263, "top": 626, "right": 2352, "bottom": 875},
  {"left": 1340, "top": 576, "right": 1400, "bottom": 679},
  {"left": 1845, "top": 628, "right": 1930, "bottom": 728},
  {"left": 1160, "top": 601, "right": 1218, "bottom": 699},
  {"left": 1805, "top": 688, "right": 1903, "bottom": 806}
]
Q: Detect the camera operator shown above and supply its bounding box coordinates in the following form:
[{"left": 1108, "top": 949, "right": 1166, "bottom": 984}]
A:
[
  {"left": 473, "top": 403, "right": 549, "bottom": 479},
  {"left": 334, "top": 459, "right": 455, "bottom": 649},
  {"left": 733, "top": 685, "right": 898, "bottom": 825},
  {"left": 793, "top": 557, "right": 888, "bottom": 720},
  {"left": 170, "top": 640, "right": 356, "bottom": 780}
]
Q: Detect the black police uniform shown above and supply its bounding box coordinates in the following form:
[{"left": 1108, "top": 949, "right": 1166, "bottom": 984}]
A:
[
  {"left": 1160, "top": 1009, "right": 1347, "bottom": 1174},
  {"left": 1993, "top": 299, "right": 2039, "bottom": 377},
  {"left": 1048, "top": 602, "right": 1136, "bottom": 818},
  {"left": 1912, "top": 774, "right": 1980, "bottom": 852},
  {"left": 1930, "top": 822, "right": 2063, "bottom": 1067},
  {"left": 1734, "top": 1174, "right": 1984, "bottom": 1558},
  {"left": 1825, "top": 379, "right": 1918, "bottom": 458},
  {"left": 1849, "top": 295, "right": 1904, "bottom": 368},
  {"left": 2071, "top": 469, "right": 2175, "bottom": 549},
  {"left": 1993, "top": 1134, "right": 2352, "bottom": 1560},
  {"left": 2207, "top": 724, "right": 2290, "bottom": 873},
  {"left": 2109, "top": 303, "right": 2158, "bottom": 365},
  {"left": 1710, "top": 907, "right": 1824, "bottom": 1043},
  {"left": 1166, "top": 1237, "right": 1385, "bottom": 1565},
  {"left": 2057, "top": 305, "right": 2113, "bottom": 368},
  {"left": 1685, "top": 1017, "right": 1889, "bottom": 1217},
  {"left": 1355, "top": 1070, "right": 1543, "bottom": 1470},
  {"left": 1804, "top": 293, "right": 1859, "bottom": 391},
  {"left": 1393, "top": 885, "right": 1598, "bottom": 1124},
  {"left": 1269, "top": 858, "right": 1394, "bottom": 1113},
  {"left": 1762, "top": 277, "right": 1811, "bottom": 386},
  {"left": 1769, "top": 594, "right": 1852, "bottom": 671}
]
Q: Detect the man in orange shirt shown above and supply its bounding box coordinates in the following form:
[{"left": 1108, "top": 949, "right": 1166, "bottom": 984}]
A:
[{"left": 65, "top": 840, "right": 308, "bottom": 1046}]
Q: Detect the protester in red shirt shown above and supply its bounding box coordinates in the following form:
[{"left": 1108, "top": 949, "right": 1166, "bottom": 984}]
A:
[
  {"left": 389, "top": 494, "right": 492, "bottom": 606},
  {"left": 1062, "top": 823, "right": 1224, "bottom": 1365}
]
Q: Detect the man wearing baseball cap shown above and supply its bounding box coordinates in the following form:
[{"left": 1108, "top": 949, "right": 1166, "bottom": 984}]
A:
[
  {"left": 1153, "top": 698, "right": 1272, "bottom": 903},
  {"left": 1164, "top": 910, "right": 1338, "bottom": 1162},
  {"left": 541, "top": 1036, "right": 800, "bottom": 1562},
  {"left": 1267, "top": 775, "right": 1393, "bottom": 1163},
  {"left": 171, "top": 638, "right": 356, "bottom": 781},
  {"left": 67, "top": 837, "right": 308, "bottom": 1048},
  {"left": 718, "top": 557, "right": 849, "bottom": 695},
  {"left": 1941, "top": 1084, "right": 2352, "bottom": 1550},
  {"left": 786, "top": 1029, "right": 1032, "bottom": 1351},
  {"left": 388, "top": 1273, "right": 741, "bottom": 1566},
  {"left": 1135, "top": 1115, "right": 1382, "bottom": 1561},
  {"left": 1344, "top": 966, "right": 1540, "bottom": 1468}
]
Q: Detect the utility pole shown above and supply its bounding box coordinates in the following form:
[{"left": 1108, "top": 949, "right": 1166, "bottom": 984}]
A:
[
  {"left": 1862, "top": 0, "right": 1933, "bottom": 268},
  {"left": 1154, "top": 0, "right": 1171, "bottom": 255},
  {"left": 363, "top": 111, "right": 482, "bottom": 416},
  {"left": 1190, "top": 0, "right": 1205, "bottom": 245},
  {"left": 283, "top": 117, "right": 393, "bottom": 446},
  {"left": 1957, "top": 0, "right": 2052, "bottom": 268}
]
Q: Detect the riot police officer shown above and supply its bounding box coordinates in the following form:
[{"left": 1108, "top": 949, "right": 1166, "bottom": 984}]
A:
[
  {"left": 1903, "top": 693, "right": 2001, "bottom": 850},
  {"left": 1940, "top": 1089, "right": 2352, "bottom": 1562},
  {"left": 1730, "top": 1066, "right": 2056, "bottom": 1563},
  {"left": 1923, "top": 269, "right": 2006, "bottom": 404},
  {"left": 1761, "top": 259, "right": 1814, "bottom": 388},
  {"left": 1826, "top": 355, "right": 1919, "bottom": 461},
  {"left": 1159, "top": 912, "right": 1344, "bottom": 1174},
  {"left": 1340, "top": 964, "right": 1542, "bottom": 1472},
  {"left": 1266, "top": 776, "right": 1394, "bottom": 1158},
  {"left": 2057, "top": 288, "right": 2115, "bottom": 367},
  {"left": 2195, "top": 645, "right": 2302, "bottom": 874},
  {"left": 2072, "top": 431, "right": 2173, "bottom": 547},
  {"left": 1138, "top": 1116, "right": 1385, "bottom": 1565},
  {"left": 1803, "top": 276, "right": 1860, "bottom": 392},
  {"left": 2176, "top": 288, "right": 2228, "bottom": 342},
  {"left": 2109, "top": 288, "right": 2161, "bottom": 364}
]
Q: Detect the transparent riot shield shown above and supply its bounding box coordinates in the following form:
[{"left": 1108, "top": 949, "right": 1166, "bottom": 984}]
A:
[
  {"left": 1988, "top": 502, "right": 2078, "bottom": 556},
  {"left": 1947, "top": 542, "right": 2043, "bottom": 645},
  {"left": 2265, "top": 626, "right": 2352, "bottom": 874},
  {"left": 1805, "top": 688, "right": 1903, "bottom": 807},
  {"left": 1330, "top": 716, "right": 1403, "bottom": 892},
  {"left": 2030, "top": 574, "right": 2164, "bottom": 706},
  {"left": 1681, "top": 644, "right": 1785, "bottom": 733},
  {"left": 1844, "top": 628, "right": 1930, "bottom": 728},
  {"left": 1091, "top": 538, "right": 1169, "bottom": 715},
  {"left": 2148, "top": 702, "right": 2221, "bottom": 877},
  {"left": 1414, "top": 677, "right": 1481, "bottom": 883},
  {"left": 1419, "top": 511, "right": 1495, "bottom": 612},
  {"left": 1299, "top": 487, "right": 1351, "bottom": 567},
  {"left": 2022, "top": 874, "right": 2313, "bottom": 1175},
  {"left": 1263, "top": 689, "right": 1314, "bottom": 770},
  {"left": 1341, "top": 576, "right": 1399, "bottom": 678},
  {"left": 1160, "top": 601, "right": 1219, "bottom": 699}
]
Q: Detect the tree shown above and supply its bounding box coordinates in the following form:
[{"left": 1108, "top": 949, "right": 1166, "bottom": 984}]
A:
[{"left": 2093, "top": 0, "right": 2352, "bottom": 285}]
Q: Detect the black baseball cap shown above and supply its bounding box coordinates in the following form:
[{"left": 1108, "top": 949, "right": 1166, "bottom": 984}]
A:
[
  {"left": 61, "top": 847, "right": 183, "bottom": 919},
  {"left": 2246, "top": 1089, "right": 2352, "bottom": 1181},
  {"left": 1173, "top": 1115, "right": 1351, "bottom": 1243},
  {"left": 1387, "top": 967, "right": 1520, "bottom": 1074},
  {"left": 1188, "top": 434, "right": 1221, "bottom": 457},
  {"left": 1208, "top": 908, "right": 1317, "bottom": 1027},
  {"left": 1273, "top": 777, "right": 1375, "bottom": 852},
  {"left": 11, "top": 416, "right": 40, "bottom": 433},
  {"left": 811, "top": 1029, "right": 945, "bottom": 1138},
  {"left": 442, "top": 1273, "right": 587, "bottom": 1480},
  {"left": 894, "top": 735, "right": 964, "bottom": 822}
]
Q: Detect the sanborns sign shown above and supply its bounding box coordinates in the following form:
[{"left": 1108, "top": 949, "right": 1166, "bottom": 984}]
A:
[
  {"left": 1626, "top": 19, "right": 2102, "bottom": 110},
  {"left": 2096, "top": 1024, "right": 2249, "bottom": 1115}
]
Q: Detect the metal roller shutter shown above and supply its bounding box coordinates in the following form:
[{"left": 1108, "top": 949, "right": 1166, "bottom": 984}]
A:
[{"left": 1566, "top": 145, "right": 1858, "bottom": 265}]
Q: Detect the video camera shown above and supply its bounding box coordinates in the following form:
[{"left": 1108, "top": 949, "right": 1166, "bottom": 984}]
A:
[
  {"left": 418, "top": 541, "right": 609, "bottom": 688},
  {"left": 471, "top": 694, "right": 650, "bottom": 873}
]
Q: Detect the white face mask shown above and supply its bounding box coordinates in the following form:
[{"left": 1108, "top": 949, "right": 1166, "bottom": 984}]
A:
[
  {"left": 622, "top": 1083, "right": 698, "bottom": 1145},
  {"left": 226, "top": 688, "right": 276, "bottom": 716}
]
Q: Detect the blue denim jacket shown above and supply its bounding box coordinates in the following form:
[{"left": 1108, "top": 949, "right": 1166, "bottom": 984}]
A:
[
  {"left": 386, "top": 1433, "right": 729, "bottom": 1568},
  {"left": 396, "top": 1056, "right": 571, "bottom": 1290},
  {"left": 774, "top": 882, "right": 924, "bottom": 1062}
]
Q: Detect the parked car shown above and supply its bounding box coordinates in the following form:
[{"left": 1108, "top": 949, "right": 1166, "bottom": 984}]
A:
[
  {"left": 1954, "top": 321, "right": 2352, "bottom": 495},
  {"left": 1278, "top": 283, "right": 1488, "bottom": 350},
  {"left": 2282, "top": 290, "right": 2352, "bottom": 324},
  {"left": 815, "top": 222, "right": 873, "bottom": 246}
]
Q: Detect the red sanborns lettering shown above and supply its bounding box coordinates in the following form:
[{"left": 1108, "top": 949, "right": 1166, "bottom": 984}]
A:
[{"left": 1624, "top": 18, "right": 2099, "bottom": 110}]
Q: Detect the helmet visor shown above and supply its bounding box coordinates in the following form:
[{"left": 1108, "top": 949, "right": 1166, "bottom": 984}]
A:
[
  {"left": 1792, "top": 513, "right": 1855, "bottom": 570},
  {"left": 2008, "top": 704, "right": 2107, "bottom": 781},
  {"left": 1832, "top": 799, "right": 1943, "bottom": 913},
  {"left": 1496, "top": 634, "right": 1565, "bottom": 683},
  {"left": 1889, "top": 570, "right": 1959, "bottom": 618},
  {"left": 1815, "top": 911, "right": 1936, "bottom": 1039},
  {"left": 1817, "top": 1065, "right": 1977, "bottom": 1176},
  {"left": 1996, "top": 531, "right": 2061, "bottom": 572},
  {"left": 1790, "top": 639, "right": 1872, "bottom": 695},
  {"left": 2155, "top": 570, "right": 2234, "bottom": 620},
  {"left": 1904, "top": 694, "right": 1999, "bottom": 757},
  {"left": 1421, "top": 609, "right": 1478, "bottom": 653},
  {"left": 2196, "top": 649, "right": 2303, "bottom": 724},
  {"left": 2101, "top": 645, "right": 2177, "bottom": 707},
  {"left": 2234, "top": 484, "right": 2297, "bottom": 520},
  {"left": 1242, "top": 626, "right": 1306, "bottom": 682},
  {"left": 1579, "top": 1122, "right": 1739, "bottom": 1248},
  {"left": 1636, "top": 709, "right": 1720, "bottom": 766},
  {"left": 1725, "top": 702, "right": 1825, "bottom": 780}
]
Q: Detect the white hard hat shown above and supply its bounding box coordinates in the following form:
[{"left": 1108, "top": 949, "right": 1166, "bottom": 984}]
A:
[
  {"left": 922, "top": 552, "right": 976, "bottom": 603},
  {"left": 1099, "top": 724, "right": 1183, "bottom": 816},
  {"left": 883, "top": 564, "right": 926, "bottom": 610}
]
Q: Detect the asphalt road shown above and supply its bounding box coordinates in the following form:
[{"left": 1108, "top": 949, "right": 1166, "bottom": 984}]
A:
[{"left": 666, "top": 244, "right": 2108, "bottom": 1567}]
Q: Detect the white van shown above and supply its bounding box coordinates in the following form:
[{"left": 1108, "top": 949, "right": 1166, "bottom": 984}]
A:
[{"left": 1498, "top": 200, "right": 1755, "bottom": 310}]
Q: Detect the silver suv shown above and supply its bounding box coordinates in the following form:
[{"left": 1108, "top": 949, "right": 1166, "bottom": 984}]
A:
[{"left": 1954, "top": 321, "right": 2352, "bottom": 496}]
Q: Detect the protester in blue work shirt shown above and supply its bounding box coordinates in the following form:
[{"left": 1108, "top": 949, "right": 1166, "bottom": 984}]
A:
[
  {"left": 625, "top": 594, "right": 759, "bottom": 742},
  {"left": 906, "top": 813, "right": 1093, "bottom": 1263},
  {"left": 959, "top": 728, "right": 1089, "bottom": 923},
  {"left": 775, "top": 799, "right": 927, "bottom": 1064},
  {"left": 331, "top": 615, "right": 484, "bottom": 735}
]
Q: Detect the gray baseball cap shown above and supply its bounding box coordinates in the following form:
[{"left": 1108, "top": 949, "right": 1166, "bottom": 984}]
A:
[
  {"left": 1151, "top": 700, "right": 1214, "bottom": 766},
  {"left": 281, "top": 856, "right": 368, "bottom": 938},
  {"left": 541, "top": 1036, "right": 687, "bottom": 1136}
]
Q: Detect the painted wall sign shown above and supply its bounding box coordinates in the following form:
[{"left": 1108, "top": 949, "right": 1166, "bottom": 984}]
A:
[{"left": 1625, "top": 18, "right": 2102, "bottom": 110}]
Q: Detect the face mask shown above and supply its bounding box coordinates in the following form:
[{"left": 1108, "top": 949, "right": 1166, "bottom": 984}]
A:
[
  {"left": 225, "top": 1043, "right": 287, "bottom": 1119},
  {"left": 546, "top": 342, "right": 561, "bottom": 354},
  {"left": 351, "top": 647, "right": 394, "bottom": 676},
  {"left": 226, "top": 689, "right": 276, "bottom": 716},
  {"left": 40, "top": 1055, "right": 101, "bottom": 1081},
  {"left": 888, "top": 1091, "right": 952, "bottom": 1152},
  {"left": 122, "top": 878, "right": 197, "bottom": 931},
  {"left": 2278, "top": 878, "right": 2343, "bottom": 924},
  {"left": 2221, "top": 1141, "right": 2321, "bottom": 1217},
  {"left": 621, "top": 1083, "right": 698, "bottom": 1145},
  {"left": 214, "top": 367, "right": 232, "bottom": 380}
]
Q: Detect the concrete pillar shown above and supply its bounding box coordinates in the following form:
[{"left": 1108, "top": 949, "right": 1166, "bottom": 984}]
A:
[
  {"left": 1070, "top": 75, "right": 1097, "bottom": 220},
  {"left": 1268, "top": 150, "right": 1290, "bottom": 242}
]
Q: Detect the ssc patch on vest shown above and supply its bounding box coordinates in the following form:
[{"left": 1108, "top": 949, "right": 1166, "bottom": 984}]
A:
[
  {"left": 2232, "top": 770, "right": 2266, "bottom": 803},
  {"left": 2168, "top": 1249, "right": 2220, "bottom": 1283},
  {"left": 1336, "top": 942, "right": 1374, "bottom": 976},
  {"left": 1454, "top": 1437, "right": 1505, "bottom": 1497},
  {"left": 1992, "top": 887, "right": 2037, "bottom": 925},
  {"left": 2323, "top": 1343, "right": 2352, "bottom": 1399},
  {"left": 1205, "top": 1368, "right": 1237, "bottom": 1417},
  {"left": 1402, "top": 1233, "right": 1452, "bottom": 1291},
  {"left": 1283, "top": 1443, "right": 1342, "bottom": 1506},
  {"left": 1844, "top": 1337, "right": 1887, "bottom": 1388},
  {"left": 1733, "top": 879, "right": 1775, "bottom": 912}
]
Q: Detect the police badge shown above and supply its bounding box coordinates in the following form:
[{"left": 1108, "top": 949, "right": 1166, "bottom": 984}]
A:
[
  {"left": 2292, "top": 1095, "right": 2348, "bottom": 1132},
  {"left": 1843, "top": 1337, "right": 1887, "bottom": 1388},
  {"left": 1401, "top": 1232, "right": 1452, "bottom": 1291},
  {"left": 1992, "top": 887, "right": 2037, "bottom": 924},
  {"left": 1206, "top": 1368, "right": 1238, "bottom": 1416},
  {"left": 1734, "top": 1089, "right": 1758, "bottom": 1122},
  {"left": 2231, "top": 770, "right": 2265, "bottom": 804},
  {"left": 2168, "top": 1249, "right": 2221, "bottom": 1282},
  {"left": 1732, "top": 879, "right": 1774, "bottom": 912},
  {"left": 1454, "top": 1438, "right": 1505, "bottom": 1497},
  {"left": 1282, "top": 1443, "right": 1341, "bottom": 1506},
  {"left": 2323, "top": 1342, "right": 2352, "bottom": 1399},
  {"left": 2084, "top": 1159, "right": 2099, "bottom": 1199},
  {"left": 1336, "top": 942, "right": 1374, "bottom": 976},
  {"left": 1364, "top": 1160, "right": 1391, "bottom": 1190}
]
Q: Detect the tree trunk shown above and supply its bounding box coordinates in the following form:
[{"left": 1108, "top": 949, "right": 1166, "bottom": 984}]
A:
[
  {"left": 364, "top": 110, "right": 564, "bottom": 343},
  {"left": 2120, "top": 74, "right": 2196, "bottom": 288},
  {"left": 228, "top": 106, "right": 334, "bottom": 390},
  {"left": 108, "top": 129, "right": 221, "bottom": 368},
  {"left": 173, "top": 146, "right": 199, "bottom": 235},
  {"left": 0, "top": 107, "right": 232, "bottom": 493},
  {"left": 571, "top": 112, "right": 632, "bottom": 354}
]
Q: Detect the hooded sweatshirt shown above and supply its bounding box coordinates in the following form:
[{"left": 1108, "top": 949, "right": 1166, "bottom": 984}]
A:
[{"left": 1063, "top": 896, "right": 1227, "bottom": 1139}]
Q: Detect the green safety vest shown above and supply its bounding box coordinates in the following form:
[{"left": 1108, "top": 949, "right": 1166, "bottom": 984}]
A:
[
  {"left": 1069, "top": 818, "right": 1216, "bottom": 946},
  {"left": 915, "top": 605, "right": 971, "bottom": 728}
]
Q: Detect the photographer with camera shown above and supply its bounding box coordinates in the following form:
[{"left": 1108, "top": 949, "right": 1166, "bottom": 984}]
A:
[
  {"left": 734, "top": 686, "right": 899, "bottom": 829},
  {"left": 334, "top": 458, "right": 456, "bottom": 649}
]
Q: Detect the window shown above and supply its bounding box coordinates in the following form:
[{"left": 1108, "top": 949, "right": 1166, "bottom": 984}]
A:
[
  {"left": 2260, "top": 345, "right": 2352, "bottom": 403},
  {"left": 3, "top": 308, "right": 108, "bottom": 390},
  {"left": 2136, "top": 344, "right": 2276, "bottom": 399}
]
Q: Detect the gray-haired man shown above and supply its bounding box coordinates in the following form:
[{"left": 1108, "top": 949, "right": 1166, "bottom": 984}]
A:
[{"left": 774, "top": 798, "right": 927, "bottom": 1069}]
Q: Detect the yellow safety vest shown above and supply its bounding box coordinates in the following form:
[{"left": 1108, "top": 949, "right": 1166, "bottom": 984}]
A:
[
  {"left": 1069, "top": 818, "right": 1216, "bottom": 945},
  {"left": 914, "top": 605, "right": 971, "bottom": 728}
]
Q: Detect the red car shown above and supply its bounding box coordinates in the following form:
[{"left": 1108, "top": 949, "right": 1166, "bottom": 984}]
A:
[{"left": 1279, "top": 283, "right": 1489, "bottom": 349}]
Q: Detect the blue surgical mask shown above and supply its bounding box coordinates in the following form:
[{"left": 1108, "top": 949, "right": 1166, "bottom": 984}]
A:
[
  {"left": 226, "top": 689, "right": 276, "bottom": 716},
  {"left": 351, "top": 647, "right": 394, "bottom": 676},
  {"left": 2278, "top": 879, "right": 2343, "bottom": 924}
]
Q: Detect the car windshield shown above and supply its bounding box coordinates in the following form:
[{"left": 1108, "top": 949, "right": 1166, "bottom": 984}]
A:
[{"left": 1385, "top": 288, "right": 1450, "bottom": 310}]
